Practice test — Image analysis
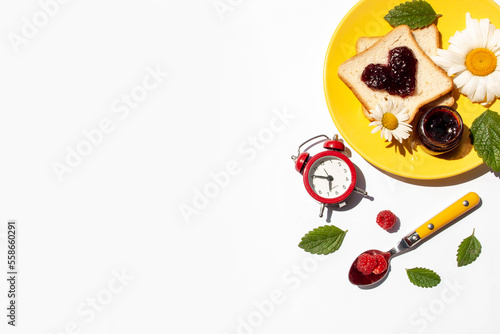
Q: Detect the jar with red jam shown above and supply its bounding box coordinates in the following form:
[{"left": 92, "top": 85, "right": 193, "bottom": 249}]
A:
[{"left": 417, "top": 106, "right": 464, "bottom": 155}]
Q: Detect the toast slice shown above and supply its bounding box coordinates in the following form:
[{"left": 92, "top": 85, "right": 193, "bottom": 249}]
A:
[
  {"left": 356, "top": 24, "right": 440, "bottom": 57},
  {"left": 338, "top": 25, "right": 453, "bottom": 124},
  {"left": 355, "top": 25, "right": 454, "bottom": 120}
]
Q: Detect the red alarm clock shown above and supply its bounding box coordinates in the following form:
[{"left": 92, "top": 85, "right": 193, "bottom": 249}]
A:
[{"left": 292, "top": 134, "right": 367, "bottom": 217}]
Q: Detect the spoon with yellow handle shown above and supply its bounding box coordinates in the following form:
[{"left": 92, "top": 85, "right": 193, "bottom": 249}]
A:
[{"left": 348, "top": 192, "right": 481, "bottom": 288}]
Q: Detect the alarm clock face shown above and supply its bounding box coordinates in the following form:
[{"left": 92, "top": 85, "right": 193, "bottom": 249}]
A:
[{"left": 304, "top": 152, "right": 356, "bottom": 203}]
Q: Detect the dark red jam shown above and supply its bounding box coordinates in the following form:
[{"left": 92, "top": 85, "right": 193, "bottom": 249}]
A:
[
  {"left": 361, "top": 46, "right": 417, "bottom": 98},
  {"left": 417, "top": 106, "right": 463, "bottom": 155}
]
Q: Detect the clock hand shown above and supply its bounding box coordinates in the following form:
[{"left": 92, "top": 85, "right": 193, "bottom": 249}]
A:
[
  {"left": 320, "top": 169, "right": 333, "bottom": 190},
  {"left": 313, "top": 175, "right": 334, "bottom": 190},
  {"left": 322, "top": 168, "right": 334, "bottom": 187}
]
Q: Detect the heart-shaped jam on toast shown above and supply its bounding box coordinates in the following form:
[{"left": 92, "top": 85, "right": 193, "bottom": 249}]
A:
[{"left": 361, "top": 46, "right": 418, "bottom": 98}]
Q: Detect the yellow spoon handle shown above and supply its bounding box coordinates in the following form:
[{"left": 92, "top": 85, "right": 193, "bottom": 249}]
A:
[{"left": 414, "top": 192, "right": 480, "bottom": 241}]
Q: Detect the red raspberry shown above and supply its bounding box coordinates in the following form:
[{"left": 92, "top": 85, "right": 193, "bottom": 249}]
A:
[
  {"left": 372, "top": 254, "right": 388, "bottom": 275},
  {"left": 376, "top": 210, "right": 397, "bottom": 230},
  {"left": 356, "top": 253, "right": 377, "bottom": 275}
]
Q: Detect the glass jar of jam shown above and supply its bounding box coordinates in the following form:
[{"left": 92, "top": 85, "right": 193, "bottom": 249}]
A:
[{"left": 417, "top": 106, "right": 463, "bottom": 155}]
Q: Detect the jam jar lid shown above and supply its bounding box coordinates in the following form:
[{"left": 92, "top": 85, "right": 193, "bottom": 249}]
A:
[{"left": 417, "top": 106, "right": 464, "bottom": 155}]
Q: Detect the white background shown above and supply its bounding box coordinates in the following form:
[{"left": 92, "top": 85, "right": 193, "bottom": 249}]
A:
[{"left": 0, "top": 0, "right": 499, "bottom": 333}]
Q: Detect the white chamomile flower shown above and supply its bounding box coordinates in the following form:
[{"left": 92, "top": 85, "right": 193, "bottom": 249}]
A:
[
  {"left": 368, "top": 98, "right": 412, "bottom": 143},
  {"left": 432, "top": 12, "right": 500, "bottom": 105}
]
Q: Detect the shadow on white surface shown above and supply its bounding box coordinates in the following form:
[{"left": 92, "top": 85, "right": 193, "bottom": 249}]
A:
[{"left": 324, "top": 163, "right": 373, "bottom": 220}]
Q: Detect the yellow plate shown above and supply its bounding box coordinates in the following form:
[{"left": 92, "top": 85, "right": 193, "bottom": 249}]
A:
[{"left": 324, "top": 0, "right": 500, "bottom": 179}]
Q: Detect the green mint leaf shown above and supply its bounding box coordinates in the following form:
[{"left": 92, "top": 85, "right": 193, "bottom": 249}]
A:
[
  {"left": 406, "top": 267, "right": 441, "bottom": 288},
  {"left": 457, "top": 229, "right": 482, "bottom": 267},
  {"left": 298, "top": 225, "right": 347, "bottom": 255},
  {"left": 470, "top": 109, "right": 500, "bottom": 172},
  {"left": 384, "top": 0, "right": 442, "bottom": 29}
]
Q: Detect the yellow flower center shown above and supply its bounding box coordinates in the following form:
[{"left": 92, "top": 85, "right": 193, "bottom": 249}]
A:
[
  {"left": 465, "top": 48, "right": 497, "bottom": 76},
  {"left": 381, "top": 113, "right": 398, "bottom": 130}
]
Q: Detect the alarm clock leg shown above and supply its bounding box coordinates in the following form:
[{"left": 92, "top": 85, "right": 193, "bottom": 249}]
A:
[
  {"left": 354, "top": 187, "right": 368, "bottom": 196},
  {"left": 319, "top": 203, "right": 326, "bottom": 217}
]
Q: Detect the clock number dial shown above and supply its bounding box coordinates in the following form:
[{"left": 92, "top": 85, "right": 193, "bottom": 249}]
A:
[{"left": 307, "top": 156, "right": 353, "bottom": 200}]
